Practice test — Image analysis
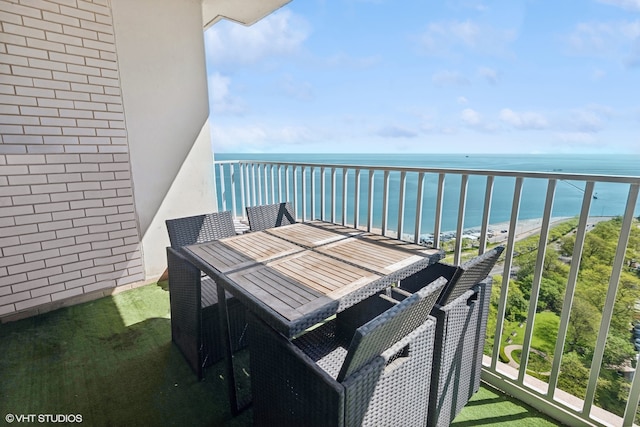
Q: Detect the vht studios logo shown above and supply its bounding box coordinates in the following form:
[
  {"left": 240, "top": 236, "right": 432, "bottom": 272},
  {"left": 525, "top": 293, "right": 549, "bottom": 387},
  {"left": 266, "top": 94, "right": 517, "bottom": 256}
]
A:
[{"left": 5, "top": 413, "right": 83, "bottom": 423}]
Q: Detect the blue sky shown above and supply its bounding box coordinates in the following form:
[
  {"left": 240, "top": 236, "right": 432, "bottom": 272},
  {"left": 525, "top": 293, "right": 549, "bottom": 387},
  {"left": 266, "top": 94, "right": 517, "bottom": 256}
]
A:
[{"left": 204, "top": 0, "right": 640, "bottom": 154}]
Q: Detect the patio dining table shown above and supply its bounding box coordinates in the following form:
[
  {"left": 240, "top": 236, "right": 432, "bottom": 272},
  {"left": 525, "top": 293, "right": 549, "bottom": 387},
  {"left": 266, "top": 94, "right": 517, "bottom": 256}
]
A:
[{"left": 181, "top": 220, "right": 444, "bottom": 414}]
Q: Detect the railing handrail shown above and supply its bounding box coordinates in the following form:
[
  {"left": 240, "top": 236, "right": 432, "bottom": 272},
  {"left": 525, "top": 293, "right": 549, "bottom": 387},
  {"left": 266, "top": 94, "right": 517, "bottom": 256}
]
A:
[{"left": 222, "top": 159, "right": 640, "bottom": 184}]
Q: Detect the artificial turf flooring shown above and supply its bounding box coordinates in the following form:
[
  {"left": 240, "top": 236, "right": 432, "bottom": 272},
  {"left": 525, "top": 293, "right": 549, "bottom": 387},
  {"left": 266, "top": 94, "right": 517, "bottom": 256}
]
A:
[{"left": 0, "top": 282, "right": 560, "bottom": 426}]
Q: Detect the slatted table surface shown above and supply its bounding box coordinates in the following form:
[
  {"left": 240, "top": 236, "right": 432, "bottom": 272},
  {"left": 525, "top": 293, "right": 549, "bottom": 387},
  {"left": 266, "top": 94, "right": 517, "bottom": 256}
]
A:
[
  {"left": 186, "top": 231, "right": 303, "bottom": 273},
  {"left": 227, "top": 251, "right": 381, "bottom": 331},
  {"left": 263, "top": 221, "right": 364, "bottom": 248},
  {"left": 316, "top": 233, "right": 442, "bottom": 275},
  {"left": 184, "top": 221, "right": 444, "bottom": 338}
]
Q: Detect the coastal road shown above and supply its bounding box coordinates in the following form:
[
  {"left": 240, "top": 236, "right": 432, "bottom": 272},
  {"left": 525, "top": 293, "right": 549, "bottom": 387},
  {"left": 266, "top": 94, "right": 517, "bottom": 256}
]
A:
[
  {"left": 487, "top": 216, "right": 611, "bottom": 277},
  {"left": 487, "top": 216, "right": 611, "bottom": 246}
]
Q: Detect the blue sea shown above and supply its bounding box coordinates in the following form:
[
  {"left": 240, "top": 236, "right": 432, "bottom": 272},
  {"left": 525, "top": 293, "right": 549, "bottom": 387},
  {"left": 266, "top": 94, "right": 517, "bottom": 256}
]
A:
[{"left": 215, "top": 153, "right": 640, "bottom": 236}]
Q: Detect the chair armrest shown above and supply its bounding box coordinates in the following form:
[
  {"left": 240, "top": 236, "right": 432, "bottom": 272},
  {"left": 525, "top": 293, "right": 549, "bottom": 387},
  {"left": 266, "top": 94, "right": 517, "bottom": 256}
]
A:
[
  {"left": 389, "top": 287, "right": 412, "bottom": 301},
  {"left": 399, "top": 262, "right": 457, "bottom": 293}
]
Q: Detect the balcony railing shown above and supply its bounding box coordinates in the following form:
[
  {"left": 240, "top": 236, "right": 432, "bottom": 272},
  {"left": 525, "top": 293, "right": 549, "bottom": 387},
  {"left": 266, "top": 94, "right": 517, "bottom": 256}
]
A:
[{"left": 214, "top": 159, "right": 640, "bottom": 427}]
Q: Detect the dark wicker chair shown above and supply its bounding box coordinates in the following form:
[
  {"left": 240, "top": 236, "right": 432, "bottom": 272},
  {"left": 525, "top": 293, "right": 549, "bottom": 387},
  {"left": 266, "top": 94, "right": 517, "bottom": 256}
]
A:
[
  {"left": 166, "top": 210, "right": 237, "bottom": 247},
  {"left": 165, "top": 211, "right": 247, "bottom": 379},
  {"left": 246, "top": 201, "right": 296, "bottom": 232},
  {"left": 248, "top": 276, "right": 447, "bottom": 427},
  {"left": 397, "top": 246, "right": 504, "bottom": 427}
]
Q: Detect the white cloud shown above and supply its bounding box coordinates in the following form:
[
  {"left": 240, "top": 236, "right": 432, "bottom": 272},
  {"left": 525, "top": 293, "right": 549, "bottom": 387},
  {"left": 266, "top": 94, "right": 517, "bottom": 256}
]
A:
[
  {"left": 555, "top": 132, "right": 598, "bottom": 145},
  {"left": 323, "top": 52, "right": 382, "bottom": 68},
  {"left": 585, "top": 103, "right": 615, "bottom": 117},
  {"left": 211, "top": 125, "right": 268, "bottom": 150},
  {"left": 432, "top": 70, "right": 470, "bottom": 86},
  {"left": 573, "top": 110, "right": 603, "bottom": 132},
  {"left": 461, "top": 108, "right": 497, "bottom": 132},
  {"left": 478, "top": 67, "right": 499, "bottom": 85},
  {"left": 457, "top": 96, "right": 469, "bottom": 105},
  {"left": 565, "top": 20, "right": 640, "bottom": 66},
  {"left": 278, "top": 125, "right": 315, "bottom": 143},
  {"left": 628, "top": 37, "right": 640, "bottom": 67},
  {"left": 417, "top": 20, "right": 516, "bottom": 57},
  {"left": 567, "top": 22, "right": 613, "bottom": 54},
  {"left": 461, "top": 108, "right": 482, "bottom": 126},
  {"left": 211, "top": 123, "right": 316, "bottom": 151},
  {"left": 205, "top": 10, "right": 310, "bottom": 66},
  {"left": 499, "top": 108, "right": 548, "bottom": 130},
  {"left": 278, "top": 74, "right": 314, "bottom": 101},
  {"left": 559, "top": 104, "right": 614, "bottom": 134},
  {"left": 597, "top": 0, "right": 640, "bottom": 11},
  {"left": 208, "top": 73, "right": 247, "bottom": 115},
  {"left": 375, "top": 125, "right": 418, "bottom": 138}
]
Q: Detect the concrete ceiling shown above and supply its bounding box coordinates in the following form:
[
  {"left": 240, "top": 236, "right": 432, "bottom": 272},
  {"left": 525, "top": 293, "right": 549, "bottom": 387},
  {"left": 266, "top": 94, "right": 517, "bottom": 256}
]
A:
[{"left": 202, "top": 0, "right": 292, "bottom": 29}]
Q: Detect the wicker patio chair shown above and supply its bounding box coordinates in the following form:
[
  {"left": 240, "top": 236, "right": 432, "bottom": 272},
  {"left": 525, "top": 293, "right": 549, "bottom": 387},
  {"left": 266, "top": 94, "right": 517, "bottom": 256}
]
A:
[
  {"left": 397, "top": 246, "right": 503, "bottom": 427},
  {"left": 246, "top": 201, "right": 296, "bottom": 232},
  {"left": 165, "top": 211, "right": 247, "bottom": 379},
  {"left": 248, "top": 276, "right": 447, "bottom": 427},
  {"left": 166, "top": 210, "right": 236, "bottom": 247}
]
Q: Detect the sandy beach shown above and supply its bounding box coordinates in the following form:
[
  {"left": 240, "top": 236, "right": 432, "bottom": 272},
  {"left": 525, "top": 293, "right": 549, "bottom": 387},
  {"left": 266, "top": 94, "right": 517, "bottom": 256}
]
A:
[
  {"left": 484, "top": 216, "right": 613, "bottom": 244},
  {"left": 395, "top": 216, "right": 614, "bottom": 245}
]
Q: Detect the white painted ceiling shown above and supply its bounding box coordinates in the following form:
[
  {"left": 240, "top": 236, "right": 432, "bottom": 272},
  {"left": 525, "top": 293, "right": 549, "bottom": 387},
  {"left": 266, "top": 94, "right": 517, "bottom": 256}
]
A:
[{"left": 202, "top": 0, "right": 292, "bottom": 29}]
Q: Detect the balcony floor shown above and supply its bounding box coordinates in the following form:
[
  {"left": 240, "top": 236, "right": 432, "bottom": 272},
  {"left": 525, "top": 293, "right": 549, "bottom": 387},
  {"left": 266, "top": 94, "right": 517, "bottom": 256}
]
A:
[{"left": 0, "top": 282, "right": 561, "bottom": 426}]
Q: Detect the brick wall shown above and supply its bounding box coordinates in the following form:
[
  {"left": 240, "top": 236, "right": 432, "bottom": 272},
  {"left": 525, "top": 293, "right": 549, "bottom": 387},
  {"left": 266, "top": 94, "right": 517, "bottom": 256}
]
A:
[{"left": 0, "top": 0, "right": 143, "bottom": 318}]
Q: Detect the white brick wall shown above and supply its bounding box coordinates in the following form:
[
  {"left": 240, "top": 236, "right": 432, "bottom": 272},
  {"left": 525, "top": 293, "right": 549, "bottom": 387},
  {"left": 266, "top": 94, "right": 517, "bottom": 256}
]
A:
[{"left": 0, "top": 0, "right": 143, "bottom": 317}]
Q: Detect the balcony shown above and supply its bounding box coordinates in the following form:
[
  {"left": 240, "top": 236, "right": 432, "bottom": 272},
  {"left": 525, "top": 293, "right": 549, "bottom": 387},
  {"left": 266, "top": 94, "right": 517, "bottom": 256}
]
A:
[
  {"left": 213, "top": 158, "right": 640, "bottom": 427},
  {"left": 2, "top": 156, "right": 638, "bottom": 426}
]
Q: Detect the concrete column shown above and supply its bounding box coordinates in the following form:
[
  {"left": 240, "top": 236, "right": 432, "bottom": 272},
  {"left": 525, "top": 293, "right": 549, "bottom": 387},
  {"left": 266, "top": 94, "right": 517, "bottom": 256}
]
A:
[{"left": 111, "top": 0, "right": 218, "bottom": 278}]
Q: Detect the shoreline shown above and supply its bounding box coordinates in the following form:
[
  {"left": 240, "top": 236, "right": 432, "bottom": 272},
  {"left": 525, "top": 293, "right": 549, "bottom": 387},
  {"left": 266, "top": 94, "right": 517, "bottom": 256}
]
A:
[{"left": 397, "top": 216, "right": 615, "bottom": 244}]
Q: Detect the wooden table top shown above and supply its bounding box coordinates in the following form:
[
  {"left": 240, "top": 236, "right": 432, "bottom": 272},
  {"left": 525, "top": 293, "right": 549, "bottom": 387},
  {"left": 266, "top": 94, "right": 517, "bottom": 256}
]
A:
[
  {"left": 227, "top": 251, "right": 381, "bottom": 324},
  {"left": 186, "top": 231, "right": 303, "bottom": 274},
  {"left": 184, "top": 221, "right": 443, "bottom": 338},
  {"left": 263, "top": 221, "right": 364, "bottom": 248}
]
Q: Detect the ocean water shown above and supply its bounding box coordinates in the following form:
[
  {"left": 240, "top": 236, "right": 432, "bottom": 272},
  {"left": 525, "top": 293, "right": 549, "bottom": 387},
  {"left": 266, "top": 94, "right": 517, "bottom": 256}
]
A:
[{"left": 214, "top": 153, "right": 640, "bottom": 236}]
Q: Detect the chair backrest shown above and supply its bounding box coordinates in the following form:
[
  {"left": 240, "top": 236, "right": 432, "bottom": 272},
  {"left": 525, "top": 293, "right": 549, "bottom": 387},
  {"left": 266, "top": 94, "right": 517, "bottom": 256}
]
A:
[
  {"left": 166, "top": 211, "right": 236, "bottom": 249},
  {"left": 336, "top": 276, "right": 447, "bottom": 382},
  {"left": 246, "top": 202, "right": 296, "bottom": 232},
  {"left": 436, "top": 246, "right": 504, "bottom": 307}
]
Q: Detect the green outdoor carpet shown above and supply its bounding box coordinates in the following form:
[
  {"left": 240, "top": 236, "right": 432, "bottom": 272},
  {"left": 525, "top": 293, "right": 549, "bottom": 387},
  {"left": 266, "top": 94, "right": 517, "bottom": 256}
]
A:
[
  {"left": 0, "top": 282, "right": 560, "bottom": 426},
  {"left": 453, "top": 385, "right": 560, "bottom": 426}
]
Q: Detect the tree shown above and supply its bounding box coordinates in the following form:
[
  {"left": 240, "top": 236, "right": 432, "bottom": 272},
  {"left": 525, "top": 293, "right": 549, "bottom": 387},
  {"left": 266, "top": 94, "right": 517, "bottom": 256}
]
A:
[
  {"left": 582, "top": 232, "right": 617, "bottom": 267},
  {"left": 557, "top": 351, "right": 589, "bottom": 399},
  {"left": 506, "top": 283, "right": 528, "bottom": 322},
  {"left": 515, "top": 249, "right": 567, "bottom": 315},
  {"left": 566, "top": 298, "right": 599, "bottom": 355},
  {"left": 602, "top": 334, "right": 635, "bottom": 367},
  {"left": 611, "top": 271, "right": 640, "bottom": 335},
  {"left": 559, "top": 234, "right": 575, "bottom": 257},
  {"left": 576, "top": 264, "right": 611, "bottom": 311},
  {"left": 538, "top": 277, "right": 565, "bottom": 314}
]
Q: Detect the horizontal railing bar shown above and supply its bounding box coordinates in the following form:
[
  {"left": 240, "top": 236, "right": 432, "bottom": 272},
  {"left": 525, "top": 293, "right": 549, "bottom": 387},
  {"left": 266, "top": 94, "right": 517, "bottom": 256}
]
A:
[{"left": 221, "top": 160, "right": 640, "bottom": 184}]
